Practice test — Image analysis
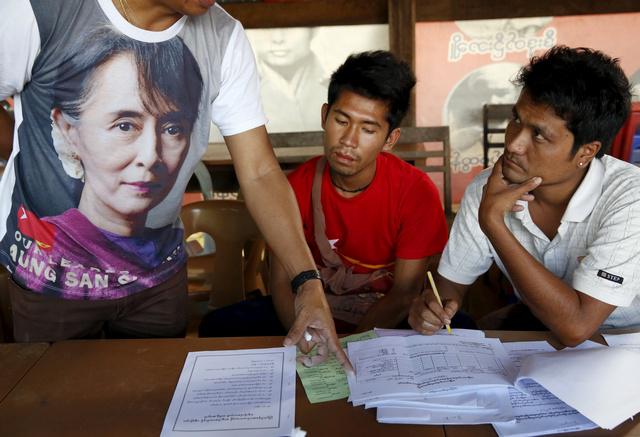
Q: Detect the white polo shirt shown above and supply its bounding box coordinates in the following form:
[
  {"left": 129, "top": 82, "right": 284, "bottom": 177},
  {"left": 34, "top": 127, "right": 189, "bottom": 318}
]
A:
[{"left": 439, "top": 155, "right": 640, "bottom": 329}]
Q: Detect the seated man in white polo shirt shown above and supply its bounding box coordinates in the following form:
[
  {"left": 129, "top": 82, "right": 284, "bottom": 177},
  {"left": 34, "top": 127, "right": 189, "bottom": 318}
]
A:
[{"left": 409, "top": 45, "right": 639, "bottom": 346}]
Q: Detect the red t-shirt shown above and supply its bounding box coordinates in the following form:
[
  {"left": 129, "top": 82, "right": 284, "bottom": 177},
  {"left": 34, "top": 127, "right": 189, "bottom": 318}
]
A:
[{"left": 288, "top": 152, "right": 448, "bottom": 279}]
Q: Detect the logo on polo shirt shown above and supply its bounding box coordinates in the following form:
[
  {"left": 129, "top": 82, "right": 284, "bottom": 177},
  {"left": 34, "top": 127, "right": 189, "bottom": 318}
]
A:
[{"left": 597, "top": 270, "right": 624, "bottom": 284}]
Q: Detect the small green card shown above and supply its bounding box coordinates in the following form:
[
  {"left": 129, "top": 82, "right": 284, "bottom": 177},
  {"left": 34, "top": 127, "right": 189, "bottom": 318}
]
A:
[{"left": 296, "top": 330, "right": 376, "bottom": 403}]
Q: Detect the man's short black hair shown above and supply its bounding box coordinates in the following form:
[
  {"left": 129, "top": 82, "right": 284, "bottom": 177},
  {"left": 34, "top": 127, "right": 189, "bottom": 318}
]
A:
[
  {"left": 327, "top": 50, "right": 416, "bottom": 132},
  {"left": 514, "top": 45, "right": 631, "bottom": 158}
]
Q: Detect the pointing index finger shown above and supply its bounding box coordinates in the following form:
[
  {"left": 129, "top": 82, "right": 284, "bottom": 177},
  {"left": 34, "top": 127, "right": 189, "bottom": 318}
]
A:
[{"left": 327, "top": 334, "right": 354, "bottom": 376}]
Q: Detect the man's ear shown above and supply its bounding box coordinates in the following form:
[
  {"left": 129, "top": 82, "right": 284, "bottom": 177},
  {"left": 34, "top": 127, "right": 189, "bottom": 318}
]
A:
[
  {"left": 51, "top": 108, "right": 80, "bottom": 151},
  {"left": 382, "top": 128, "right": 401, "bottom": 152},
  {"left": 576, "top": 140, "right": 601, "bottom": 167},
  {"left": 321, "top": 103, "right": 329, "bottom": 130}
]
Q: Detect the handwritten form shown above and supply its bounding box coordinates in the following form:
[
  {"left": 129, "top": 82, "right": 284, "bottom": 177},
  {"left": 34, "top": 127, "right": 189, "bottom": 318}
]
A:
[
  {"left": 296, "top": 330, "right": 376, "bottom": 403},
  {"left": 492, "top": 341, "right": 597, "bottom": 437},
  {"left": 161, "top": 347, "right": 296, "bottom": 437}
]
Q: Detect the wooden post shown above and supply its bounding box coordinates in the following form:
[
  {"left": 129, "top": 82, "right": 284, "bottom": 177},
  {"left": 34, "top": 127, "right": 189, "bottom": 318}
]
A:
[{"left": 388, "top": 0, "right": 416, "bottom": 126}]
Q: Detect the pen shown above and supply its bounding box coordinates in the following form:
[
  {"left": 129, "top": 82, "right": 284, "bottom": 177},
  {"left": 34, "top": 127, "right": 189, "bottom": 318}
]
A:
[{"left": 427, "top": 271, "right": 452, "bottom": 334}]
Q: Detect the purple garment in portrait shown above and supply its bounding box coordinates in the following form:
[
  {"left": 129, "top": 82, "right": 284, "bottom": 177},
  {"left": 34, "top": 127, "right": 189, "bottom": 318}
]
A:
[{"left": 13, "top": 209, "right": 185, "bottom": 300}]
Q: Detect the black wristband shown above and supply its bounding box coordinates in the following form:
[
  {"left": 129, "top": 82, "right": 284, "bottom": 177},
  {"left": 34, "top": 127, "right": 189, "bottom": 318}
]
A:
[{"left": 291, "top": 269, "right": 322, "bottom": 293}]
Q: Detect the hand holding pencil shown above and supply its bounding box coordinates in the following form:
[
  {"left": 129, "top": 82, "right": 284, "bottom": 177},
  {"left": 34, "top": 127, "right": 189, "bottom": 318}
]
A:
[
  {"left": 407, "top": 270, "right": 458, "bottom": 335},
  {"left": 427, "top": 271, "right": 452, "bottom": 334}
]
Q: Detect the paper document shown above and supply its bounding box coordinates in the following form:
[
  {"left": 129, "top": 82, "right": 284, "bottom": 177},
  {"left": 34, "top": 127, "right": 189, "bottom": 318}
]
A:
[
  {"left": 376, "top": 387, "right": 514, "bottom": 424},
  {"left": 346, "top": 335, "right": 516, "bottom": 406},
  {"left": 161, "top": 347, "right": 296, "bottom": 437},
  {"left": 492, "top": 341, "right": 597, "bottom": 437},
  {"left": 516, "top": 346, "right": 640, "bottom": 429},
  {"left": 374, "top": 328, "right": 486, "bottom": 338},
  {"left": 296, "top": 330, "right": 376, "bottom": 403},
  {"left": 602, "top": 331, "right": 640, "bottom": 351}
]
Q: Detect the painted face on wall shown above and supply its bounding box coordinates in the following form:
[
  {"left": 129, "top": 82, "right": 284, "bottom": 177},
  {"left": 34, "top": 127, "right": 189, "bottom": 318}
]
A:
[
  {"left": 58, "top": 53, "right": 191, "bottom": 233},
  {"left": 252, "top": 28, "right": 314, "bottom": 70}
]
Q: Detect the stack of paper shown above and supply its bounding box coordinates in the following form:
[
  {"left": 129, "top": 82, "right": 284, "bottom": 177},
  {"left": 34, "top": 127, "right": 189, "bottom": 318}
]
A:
[
  {"left": 492, "top": 341, "right": 598, "bottom": 437},
  {"left": 346, "top": 335, "right": 519, "bottom": 424},
  {"left": 344, "top": 333, "right": 640, "bottom": 435}
]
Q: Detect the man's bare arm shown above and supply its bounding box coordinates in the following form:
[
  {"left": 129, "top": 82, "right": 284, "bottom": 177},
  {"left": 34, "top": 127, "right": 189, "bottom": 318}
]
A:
[
  {"left": 481, "top": 223, "right": 614, "bottom": 345},
  {"left": 224, "top": 126, "right": 353, "bottom": 372},
  {"left": 478, "top": 158, "right": 615, "bottom": 345},
  {"left": 356, "top": 257, "right": 428, "bottom": 332},
  {"left": 269, "top": 253, "right": 296, "bottom": 330}
]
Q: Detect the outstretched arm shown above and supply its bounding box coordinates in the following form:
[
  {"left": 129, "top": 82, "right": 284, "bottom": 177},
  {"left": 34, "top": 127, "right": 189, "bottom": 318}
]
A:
[
  {"left": 269, "top": 253, "right": 297, "bottom": 330},
  {"left": 225, "top": 126, "right": 353, "bottom": 372}
]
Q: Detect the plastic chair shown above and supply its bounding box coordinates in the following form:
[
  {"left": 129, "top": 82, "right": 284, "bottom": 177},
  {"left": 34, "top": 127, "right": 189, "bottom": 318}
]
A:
[{"left": 180, "top": 200, "right": 265, "bottom": 309}]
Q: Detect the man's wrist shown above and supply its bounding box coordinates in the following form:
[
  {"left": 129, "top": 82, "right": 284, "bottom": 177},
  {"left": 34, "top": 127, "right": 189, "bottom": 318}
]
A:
[
  {"left": 479, "top": 212, "right": 506, "bottom": 236},
  {"left": 291, "top": 269, "right": 322, "bottom": 294}
]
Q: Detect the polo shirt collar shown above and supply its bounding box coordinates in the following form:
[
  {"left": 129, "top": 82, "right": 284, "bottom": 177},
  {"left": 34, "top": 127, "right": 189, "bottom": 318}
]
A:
[
  {"left": 561, "top": 157, "right": 605, "bottom": 223},
  {"left": 513, "top": 157, "right": 605, "bottom": 225}
]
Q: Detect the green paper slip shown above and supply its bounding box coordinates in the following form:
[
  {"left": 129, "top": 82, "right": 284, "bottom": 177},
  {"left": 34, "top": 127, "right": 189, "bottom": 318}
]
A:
[{"left": 296, "top": 330, "right": 377, "bottom": 403}]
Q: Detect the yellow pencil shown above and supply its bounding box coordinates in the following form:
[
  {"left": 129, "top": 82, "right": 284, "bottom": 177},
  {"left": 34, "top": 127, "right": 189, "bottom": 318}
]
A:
[{"left": 427, "top": 271, "right": 452, "bottom": 334}]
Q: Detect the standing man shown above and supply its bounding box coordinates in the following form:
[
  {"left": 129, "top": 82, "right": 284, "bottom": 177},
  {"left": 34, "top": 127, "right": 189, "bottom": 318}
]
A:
[
  {"left": 0, "top": 0, "right": 349, "bottom": 370},
  {"left": 410, "top": 46, "right": 639, "bottom": 345},
  {"left": 271, "top": 51, "right": 448, "bottom": 334}
]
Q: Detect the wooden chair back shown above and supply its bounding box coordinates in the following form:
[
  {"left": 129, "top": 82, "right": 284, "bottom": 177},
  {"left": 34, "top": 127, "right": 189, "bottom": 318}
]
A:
[{"left": 482, "top": 103, "right": 513, "bottom": 168}]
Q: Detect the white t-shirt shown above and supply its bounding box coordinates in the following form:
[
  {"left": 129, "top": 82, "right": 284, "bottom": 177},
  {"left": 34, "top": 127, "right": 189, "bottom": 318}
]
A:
[
  {"left": 0, "top": 0, "right": 266, "bottom": 298},
  {"left": 439, "top": 155, "right": 640, "bottom": 329}
]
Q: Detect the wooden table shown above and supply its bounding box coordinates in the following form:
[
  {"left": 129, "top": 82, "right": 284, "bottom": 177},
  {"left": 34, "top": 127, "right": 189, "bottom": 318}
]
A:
[
  {"left": 0, "top": 333, "right": 637, "bottom": 436},
  {"left": 0, "top": 342, "right": 48, "bottom": 401},
  {"left": 0, "top": 337, "right": 442, "bottom": 437}
]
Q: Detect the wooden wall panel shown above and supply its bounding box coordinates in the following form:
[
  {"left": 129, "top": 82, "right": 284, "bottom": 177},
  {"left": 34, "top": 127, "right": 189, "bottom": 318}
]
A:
[
  {"left": 222, "top": 0, "right": 640, "bottom": 29},
  {"left": 222, "top": 0, "right": 387, "bottom": 28},
  {"left": 388, "top": 0, "right": 416, "bottom": 125},
  {"left": 415, "top": 0, "right": 640, "bottom": 22}
]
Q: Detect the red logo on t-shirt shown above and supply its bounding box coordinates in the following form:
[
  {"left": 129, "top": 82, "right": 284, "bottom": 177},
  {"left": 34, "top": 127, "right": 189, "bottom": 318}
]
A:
[{"left": 17, "top": 205, "right": 56, "bottom": 250}]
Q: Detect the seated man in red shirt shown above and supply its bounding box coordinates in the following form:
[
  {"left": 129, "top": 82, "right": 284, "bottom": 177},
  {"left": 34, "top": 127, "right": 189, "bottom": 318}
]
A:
[{"left": 270, "top": 51, "right": 448, "bottom": 333}]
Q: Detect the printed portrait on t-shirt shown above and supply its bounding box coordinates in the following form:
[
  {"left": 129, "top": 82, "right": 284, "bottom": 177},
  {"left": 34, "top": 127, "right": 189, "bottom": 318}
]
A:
[{"left": 4, "top": 25, "right": 204, "bottom": 298}]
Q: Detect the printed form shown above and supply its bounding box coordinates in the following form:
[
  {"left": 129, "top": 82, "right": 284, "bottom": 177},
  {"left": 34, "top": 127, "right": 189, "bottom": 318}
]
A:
[
  {"left": 492, "top": 341, "right": 597, "bottom": 437},
  {"left": 346, "top": 335, "right": 516, "bottom": 406},
  {"left": 161, "top": 347, "right": 296, "bottom": 437}
]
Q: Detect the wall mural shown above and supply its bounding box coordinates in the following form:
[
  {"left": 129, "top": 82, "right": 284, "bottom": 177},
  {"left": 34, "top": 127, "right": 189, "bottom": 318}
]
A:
[{"left": 416, "top": 13, "right": 640, "bottom": 204}]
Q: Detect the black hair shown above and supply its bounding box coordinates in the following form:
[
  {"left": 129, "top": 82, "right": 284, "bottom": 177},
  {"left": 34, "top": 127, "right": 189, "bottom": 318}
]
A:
[
  {"left": 514, "top": 45, "right": 631, "bottom": 158},
  {"left": 327, "top": 50, "right": 416, "bottom": 132},
  {"left": 52, "top": 26, "right": 203, "bottom": 130}
]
